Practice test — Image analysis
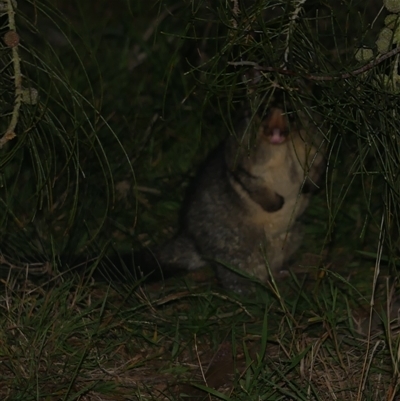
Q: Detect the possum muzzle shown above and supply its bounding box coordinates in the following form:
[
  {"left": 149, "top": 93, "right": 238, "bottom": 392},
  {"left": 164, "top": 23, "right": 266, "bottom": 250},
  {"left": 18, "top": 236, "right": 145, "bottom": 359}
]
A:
[{"left": 262, "top": 108, "right": 289, "bottom": 145}]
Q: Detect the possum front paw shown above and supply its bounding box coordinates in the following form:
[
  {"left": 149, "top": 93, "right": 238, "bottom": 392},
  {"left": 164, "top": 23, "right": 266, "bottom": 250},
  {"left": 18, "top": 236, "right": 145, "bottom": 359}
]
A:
[{"left": 260, "top": 192, "right": 284, "bottom": 212}]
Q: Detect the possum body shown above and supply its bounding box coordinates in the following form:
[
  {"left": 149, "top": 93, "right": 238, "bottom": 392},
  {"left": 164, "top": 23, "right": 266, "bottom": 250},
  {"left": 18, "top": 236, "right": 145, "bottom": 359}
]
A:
[{"left": 145, "top": 107, "right": 325, "bottom": 291}]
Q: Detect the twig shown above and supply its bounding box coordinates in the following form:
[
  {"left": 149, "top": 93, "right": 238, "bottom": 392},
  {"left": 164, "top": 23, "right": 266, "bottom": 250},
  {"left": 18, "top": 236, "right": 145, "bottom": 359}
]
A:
[
  {"left": 0, "top": 253, "right": 52, "bottom": 289},
  {"left": 194, "top": 333, "right": 211, "bottom": 401},
  {"left": 129, "top": 3, "right": 180, "bottom": 70},
  {"left": 154, "top": 290, "right": 253, "bottom": 318},
  {"left": 1, "top": 0, "right": 22, "bottom": 147},
  {"left": 356, "top": 213, "right": 385, "bottom": 401},
  {"left": 135, "top": 185, "right": 161, "bottom": 195},
  {"left": 228, "top": 46, "right": 400, "bottom": 81},
  {"left": 231, "top": 0, "right": 240, "bottom": 29},
  {"left": 131, "top": 112, "right": 159, "bottom": 164},
  {"left": 283, "top": 0, "right": 307, "bottom": 65}
]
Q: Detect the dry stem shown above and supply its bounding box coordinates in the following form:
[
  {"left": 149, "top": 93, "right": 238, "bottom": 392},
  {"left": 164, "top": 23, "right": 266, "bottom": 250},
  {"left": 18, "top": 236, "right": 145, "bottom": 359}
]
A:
[
  {"left": 1, "top": 0, "right": 22, "bottom": 148},
  {"left": 228, "top": 46, "right": 400, "bottom": 81}
]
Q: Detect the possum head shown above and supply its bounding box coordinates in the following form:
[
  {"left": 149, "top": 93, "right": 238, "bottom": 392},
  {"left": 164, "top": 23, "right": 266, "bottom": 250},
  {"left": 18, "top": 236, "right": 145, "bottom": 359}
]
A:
[
  {"left": 248, "top": 107, "right": 293, "bottom": 170},
  {"left": 226, "top": 107, "right": 291, "bottom": 171},
  {"left": 260, "top": 108, "right": 289, "bottom": 145},
  {"left": 224, "top": 108, "right": 293, "bottom": 213}
]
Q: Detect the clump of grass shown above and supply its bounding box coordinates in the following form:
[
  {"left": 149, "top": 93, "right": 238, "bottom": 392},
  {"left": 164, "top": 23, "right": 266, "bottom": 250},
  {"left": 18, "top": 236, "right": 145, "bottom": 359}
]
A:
[{"left": 1, "top": 262, "right": 398, "bottom": 400}]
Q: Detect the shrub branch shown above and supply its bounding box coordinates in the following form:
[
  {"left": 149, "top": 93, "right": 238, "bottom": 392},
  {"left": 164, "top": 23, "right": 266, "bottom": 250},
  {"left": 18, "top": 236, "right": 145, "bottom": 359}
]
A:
[
  {"left": 228, "top": 46, "right": 400, "bottom": 81},
  {"left": 1, "top": 0, "right": 22, "bottom": 148}
]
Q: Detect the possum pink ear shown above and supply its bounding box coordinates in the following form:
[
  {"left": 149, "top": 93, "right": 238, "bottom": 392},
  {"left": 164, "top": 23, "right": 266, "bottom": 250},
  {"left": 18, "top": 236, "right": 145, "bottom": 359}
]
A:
[{"left": 262, "top": 108, "right": 288, "bottom": 144}]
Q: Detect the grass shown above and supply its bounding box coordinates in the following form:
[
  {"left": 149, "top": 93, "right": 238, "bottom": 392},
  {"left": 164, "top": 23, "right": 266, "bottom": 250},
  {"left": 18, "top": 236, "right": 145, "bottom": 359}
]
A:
[
  {"left": 1, "top": 0, "right": 400, "bottom": 399},
  {"left": 0, "top": 262, "right": 398, "bottom": 400}
]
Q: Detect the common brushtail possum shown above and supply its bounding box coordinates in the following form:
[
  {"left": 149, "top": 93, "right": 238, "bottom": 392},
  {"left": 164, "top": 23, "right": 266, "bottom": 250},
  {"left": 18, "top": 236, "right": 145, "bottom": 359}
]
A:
[{"left": 138, "top": 105, "right": 325, "bottom": 291}]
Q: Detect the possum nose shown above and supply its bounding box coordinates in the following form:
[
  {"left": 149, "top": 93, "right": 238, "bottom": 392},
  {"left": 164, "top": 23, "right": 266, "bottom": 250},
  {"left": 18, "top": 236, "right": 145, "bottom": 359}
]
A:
[{"left": 268, "top": 128, "right": 286, "bottom": 144}]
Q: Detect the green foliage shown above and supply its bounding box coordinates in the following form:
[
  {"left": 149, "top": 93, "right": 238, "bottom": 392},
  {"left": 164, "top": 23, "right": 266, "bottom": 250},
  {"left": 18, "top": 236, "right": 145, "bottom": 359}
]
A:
[
  {"left": 1, "top": 0, "right": 126, "bottom": 261},
  {"left": 2, "top": 0, "right": 396, "bottom": 268}
]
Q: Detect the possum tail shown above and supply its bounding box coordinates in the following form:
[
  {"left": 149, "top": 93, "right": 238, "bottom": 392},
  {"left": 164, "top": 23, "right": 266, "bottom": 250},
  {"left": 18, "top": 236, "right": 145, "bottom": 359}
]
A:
[{"left": 63, "top": 233, "right": 205, "bottom": 284}]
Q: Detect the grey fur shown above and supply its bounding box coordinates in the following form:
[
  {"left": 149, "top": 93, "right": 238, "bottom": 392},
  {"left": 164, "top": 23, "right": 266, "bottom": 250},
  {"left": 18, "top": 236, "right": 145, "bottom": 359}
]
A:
[{"left": 153, "top": 107, "right": 325, "bottom": 291}]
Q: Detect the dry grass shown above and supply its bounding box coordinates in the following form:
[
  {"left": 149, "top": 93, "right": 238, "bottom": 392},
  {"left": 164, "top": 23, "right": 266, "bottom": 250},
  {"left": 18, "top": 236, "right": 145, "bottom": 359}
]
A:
[{"left": 0, "top": 261, "right": 399, "bottom": 400}]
